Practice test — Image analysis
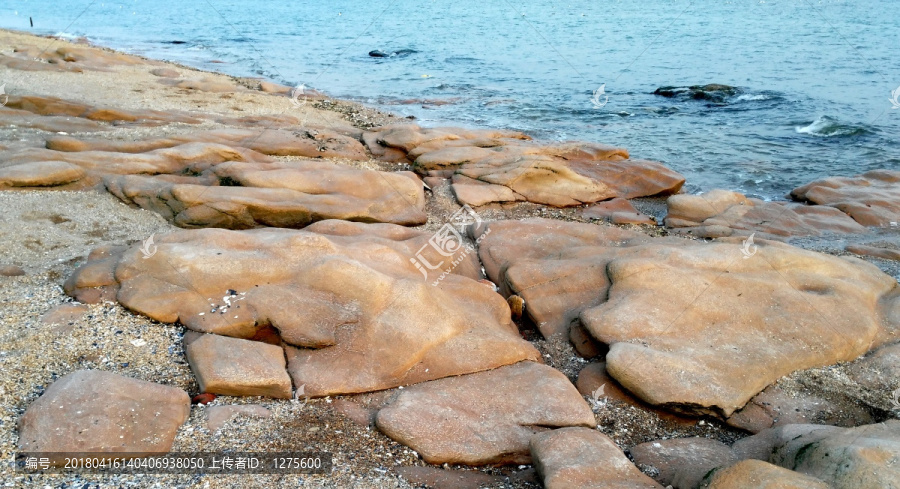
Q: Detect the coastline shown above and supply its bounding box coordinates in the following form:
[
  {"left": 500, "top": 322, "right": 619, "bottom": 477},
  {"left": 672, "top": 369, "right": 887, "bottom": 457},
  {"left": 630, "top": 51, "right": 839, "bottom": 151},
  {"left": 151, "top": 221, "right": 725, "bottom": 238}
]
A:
[{"left": 1, "top": 26, "right": 899, "bottom": 489}]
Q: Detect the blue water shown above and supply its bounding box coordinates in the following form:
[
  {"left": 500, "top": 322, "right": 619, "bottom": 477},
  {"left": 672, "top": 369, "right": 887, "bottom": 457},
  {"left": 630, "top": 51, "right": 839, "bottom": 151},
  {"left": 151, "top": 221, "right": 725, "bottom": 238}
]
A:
[{"left": 2, "top": 0, "right": 899, "bottom": 199}]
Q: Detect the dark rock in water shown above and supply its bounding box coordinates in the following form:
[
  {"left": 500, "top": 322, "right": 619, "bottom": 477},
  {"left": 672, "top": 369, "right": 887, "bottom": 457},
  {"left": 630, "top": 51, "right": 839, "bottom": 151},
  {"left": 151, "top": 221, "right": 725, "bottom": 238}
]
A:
[
  {"left": 368, "top": 49, "right": 418, "bottom": 58},
  {"left": 653, "top": 84, "right": 739, "bottom": 103}
]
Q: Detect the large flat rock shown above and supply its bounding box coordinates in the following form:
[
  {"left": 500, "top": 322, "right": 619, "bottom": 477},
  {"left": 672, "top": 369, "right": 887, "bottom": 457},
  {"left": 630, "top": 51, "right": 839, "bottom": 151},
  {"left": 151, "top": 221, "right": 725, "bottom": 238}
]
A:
[
  {"left": 471, "top": 218, "right": 900, "bottom": 417},
  {"left": 186, "top": 334, "right": 292, "bottom": 399},
  {"left": 18, "top": 370, "right": 190, "bottom": 458},
  {"left": 65, "top": 221, "right": 539, "bottom": 397},
  {"left": 375, "top": 362, "right": 595, "bottom": 465}
]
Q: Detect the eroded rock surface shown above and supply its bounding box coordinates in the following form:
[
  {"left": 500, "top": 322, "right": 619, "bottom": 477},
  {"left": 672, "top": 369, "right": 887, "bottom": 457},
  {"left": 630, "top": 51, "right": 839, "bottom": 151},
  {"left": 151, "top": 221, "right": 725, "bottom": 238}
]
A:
[
  {"left": 65, "top": 221, "right": 539, "bottom": 397},
  {"left": 791, "top": 170, "right": 900, "bottom": 227},
  {"left": 376, "top": 362, "right": 595, "bottom": 465},
  {"left": 665, "top": 189, "right": 867, "bottom": 239},
  {"left": 631, "top": 437, "right": 737, "bottom": 489},
  {"left": 363, "top": 124, "right": 685, "bottom": 207},
  {"left": 703, "top": 460, "right": 830, "bottom": 489},
  {"left": 18, "top": 370, "right": 190, "bottom": 458},
  {"left": 530, "top": 427, "right": 662, "bottom": 488},
  {"left": 472, "top": 218, "right": 900, "bottom": 416}
]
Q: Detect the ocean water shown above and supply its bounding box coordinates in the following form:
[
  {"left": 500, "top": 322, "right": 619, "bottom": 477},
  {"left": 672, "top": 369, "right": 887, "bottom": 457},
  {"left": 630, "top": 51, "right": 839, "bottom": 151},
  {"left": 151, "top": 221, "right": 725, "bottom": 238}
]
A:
[{"left": 1, "top": 0, "right": 899, "bottom": 199}]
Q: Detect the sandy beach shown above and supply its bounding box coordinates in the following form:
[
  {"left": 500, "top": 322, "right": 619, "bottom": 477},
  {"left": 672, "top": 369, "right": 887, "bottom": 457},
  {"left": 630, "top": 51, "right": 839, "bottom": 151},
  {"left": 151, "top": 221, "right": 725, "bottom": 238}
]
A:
[{"left": 1, "top": 27, "right": 899, "bottom": 489}]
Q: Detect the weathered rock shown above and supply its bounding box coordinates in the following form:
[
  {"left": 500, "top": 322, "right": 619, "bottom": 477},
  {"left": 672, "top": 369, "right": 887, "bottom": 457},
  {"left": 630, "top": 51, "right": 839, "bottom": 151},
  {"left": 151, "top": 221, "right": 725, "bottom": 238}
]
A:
[
  {"left": 530, "top": 427, "right": 662, "bottom": 489},
  {"left": 847, "top": 243, "right": 900, "bottom": 261},
  {"left": 4, "top": 95, "right": 202, "bottom": 124},
  {"left": 472, "top": 219, "right": 900, "bottom": 417},
  {"left": 206, "top": 405, "right": 272, "bottom": 432},
  {"left": 364, "top": 124, "right": 685, "bottom": 207},
  {"left": 791, "top": 170, "right": 900, "bottom": 227},
  {"left": 0, "top": 264, "right": 26, "bottom": 276},
  {"left": 568, "top": 322, "right": 606, "bottom": 359},
  {"left": 65, "top": 221, "right": 539, "bottom": 397},
  {"left": 702, "top": 459, "right": 830, "bottom": 489},
  {"left": 846, "top": 342, "right": 900, "bottom": 397},
  {"left": 581, "top": 198, "right": 657, "bottom": 225},
  {"left": 0, "top": 44, "right": 145, "bottom": 72},
  {"left": 630, "top": 437, "right": 737, "bottom": 489},
  {"left": 576, "top": 363, "right": 696, "bottom": 426},
  {"left": 0, "top": 161, "right": 86, "bottom": 188},
  {"left": 18, "top": 370, "right": 190, "bottom": 458},
  {"left": 665, "top": 189, "right": 867, "bottom": 239},
  {"left": 652, "top": 84, "right": 739, "bottom": 103},
  {"left": 186, "top": 334, "right": 292, "bottom": 399},
  {"left": 0, "top": 106, "right": 107, "bottom": 132},
  {"left": 150, "top": 68, "right": 181, "bottom": 78},
  {"left": 726, "top": 383, "right": 874, "bottom": 433},
  {"left": 375, "top": 362, "right": 595, "bottom": 465},
  {"left": 733, "top": 421, "right": 900, "bottom": 488},
  {"left": 40, "top": 303, "right": 90, "bottom": 335},
  {"left": 104, "top": 160, "right": 426, "bottom": 229}
]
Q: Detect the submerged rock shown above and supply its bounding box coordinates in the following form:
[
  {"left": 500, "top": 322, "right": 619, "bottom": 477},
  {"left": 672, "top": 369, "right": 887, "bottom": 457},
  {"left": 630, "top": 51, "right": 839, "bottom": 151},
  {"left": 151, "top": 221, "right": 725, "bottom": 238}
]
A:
[{"left": 652, "top": 84, "right": 740, "bottom": 103}]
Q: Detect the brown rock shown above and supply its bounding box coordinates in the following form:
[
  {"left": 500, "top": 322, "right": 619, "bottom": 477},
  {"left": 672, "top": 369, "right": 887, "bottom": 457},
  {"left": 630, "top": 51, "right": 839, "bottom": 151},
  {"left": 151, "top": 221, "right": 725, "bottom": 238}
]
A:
[
  {"left": 472, "top": 219, "right": 900, "bottom": 417},
  {"left": 65, "top": 221, "right": 538, "bottom": 397},
  {"left": 0, "top": 264, "right": 26, "bottom": 276},
  {"left": 150, "top": 68, "right": 181, "bottom": 78},
  {"left": 630, "top": 437, "right": 737, "bottom": 489},
  {"left": 206, "top": 404, "right": 272, "bottom": 432},
  {"left": 665, "top": 189, "right": 867, "bottom": 238},
  {"left": 0, "top": 161, "right": 85, "bottom": 187},
  {"left": 375, "top": 362, "right": 595, "bottom": 465},
  {"left": 569, "top": 322, "right": 606, "bottom": 359},
  {"left": 847, "top": 342, "right": 900, "bottom": 400},
  {"left": 576, "top": 362, "right": 696, "bottom": 427},
  {"left": 791, "top": 170, "right": 900, "bottom": 227},
  {"left": 40, "top": 303, "right": 90, "bottom": 335},
  {"left": 258, "top": 81, "right": 292, "bottom": 94},
  {"left": 530, "top": 427, "right": 663, "bottom": 489},
  {"left": 734, "top": 421, "right": 900, "bottom": 488},
  {"left": 702, "top": 459, "right": 830, "bottom": 489},
  {"left": 581, "top": 198, "right": 656, "bottom": 225},
  {"left": 726, "top": 383, "right": 874, "bottom": 433},
  {"left": 18, "top": 370, "right": 190, "bottom": 459},
  {"left": 396, "top": 466, "right": 510, "bottom": 489},
  {"left": 847, "top": 244, "right": 900, "bottom": 261},
  {"left": 186, "top": 334, "right": 292, "bottom": 399}
]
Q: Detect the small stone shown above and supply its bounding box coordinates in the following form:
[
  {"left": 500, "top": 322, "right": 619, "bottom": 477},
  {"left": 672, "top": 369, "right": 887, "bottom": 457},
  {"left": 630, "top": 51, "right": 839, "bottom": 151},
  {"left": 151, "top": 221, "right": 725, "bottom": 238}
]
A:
[{"left": 186, "top": 334, "right": 292, "bottom": 399}]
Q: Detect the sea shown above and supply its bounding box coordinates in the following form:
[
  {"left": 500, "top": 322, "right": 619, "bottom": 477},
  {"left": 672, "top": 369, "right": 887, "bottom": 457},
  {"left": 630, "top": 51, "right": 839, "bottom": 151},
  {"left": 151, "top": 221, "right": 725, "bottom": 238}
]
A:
[{"left": 1, "top": 0, "right": 899, "bottom": 200}]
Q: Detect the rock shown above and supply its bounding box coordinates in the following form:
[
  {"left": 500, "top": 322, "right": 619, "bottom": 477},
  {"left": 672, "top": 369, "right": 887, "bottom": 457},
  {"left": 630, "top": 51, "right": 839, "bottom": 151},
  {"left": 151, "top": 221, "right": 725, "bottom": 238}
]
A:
[
  {"left": 0, "top": 161, "right": 85, "bottom": 187},
  {"left": 726, "top": 383, "right": 874, "bottom": 433},
  {"left": 652, "top": 84, "right": 739, "bottom": 103},
  {"left": 581, "top": 198, "right": 656, "bottom": 225},
  {"left": 258, "top": 81, "right": 292, "bottom": 94},
  {"left": 702, "top": 459, "right": 830, "bottom": 489},
  {"left": 568, "top": 322, "right": 606, "bottom": 359},
  {"left": 847, "top": 243, "right": 900, "bottom": 261},
  {"left": 159, "top": 77, "right": 242, "bottom": 93},
  {"left": 375, "top": 362, "right": 595, "bottom": 465},
  {"left": 576, "top": 363, "right": 696, "bottom": 426},
  {"left": 0, "top": 264, "right": 25, "bottom": 276},
  {"left": 104, "top": 161, "right": 426, "bottom": 229},
  {"left": 206, "top": 405, "right": 272, "bottom": 432},
  {"left": 846, "top": 342, "right": 900, "bottom": 396},
  {"left": 791, "top": 170, "right": 900, "bottom": 227},
  {"left": 665, "top": 189, "right": 867, "bottom": 239},
  {"left": 630, "top": 437, "right": 737, "bottom": 489},
  {"left": 1, "top": 44, "right": 144, "bottom": 72},
  {"left": 149, "top": 68, "right": 181, "bottom": 78},
  {"left": 733, "top": 421, "right": 900, "bottom": 488},
  {"left": 364, "top": 124, "right": 684, "bottom": 207},
  {"left": 530, "top": 427, "right": 663, "bottom": 489},
  {"left": 65, "top": 221, "right": 539, "bottom": 397},
  {"left": 396, "top": 466, "right": 511, "bottom": 489},
  {"left": 0, "top": 106, "right": 108, "bottom": 132},
  {"left": 18, "top": 370, "right": 190, "bottom": 459},
  {"left": 186, "top": 334, "right": 292, "bottom": 399},
  {"left": 472, "top": 218, "right": 900, "bottom": 417},
  {"left": 4, "top": 95, "right": 202, "bottom": 125},
  {"left": 40, "top": 303, "right": 90, "bottom": 335}
]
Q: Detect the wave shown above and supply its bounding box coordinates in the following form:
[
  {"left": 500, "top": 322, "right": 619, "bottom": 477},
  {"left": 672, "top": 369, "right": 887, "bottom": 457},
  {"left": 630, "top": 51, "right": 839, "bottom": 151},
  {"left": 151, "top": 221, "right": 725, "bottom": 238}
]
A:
[
  {"left": 735, "top": 94, "right": 772, "bottom": 102},
  {"left": 795, "top": 116, "right": 869, "bottom": 137}
]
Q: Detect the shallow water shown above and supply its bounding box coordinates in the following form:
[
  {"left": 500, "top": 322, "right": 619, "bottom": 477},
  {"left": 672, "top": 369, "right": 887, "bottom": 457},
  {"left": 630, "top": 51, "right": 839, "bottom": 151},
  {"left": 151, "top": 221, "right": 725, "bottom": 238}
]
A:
[{"left": 1, "top": 0, "right": 899, "bottom": 199}]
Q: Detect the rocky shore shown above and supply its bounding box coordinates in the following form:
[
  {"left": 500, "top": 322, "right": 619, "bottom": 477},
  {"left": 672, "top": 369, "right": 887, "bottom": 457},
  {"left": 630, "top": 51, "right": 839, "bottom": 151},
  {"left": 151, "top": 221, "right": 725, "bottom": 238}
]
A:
[{"left": 1, "top": 28, "right": 899, "bottom": 488}]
